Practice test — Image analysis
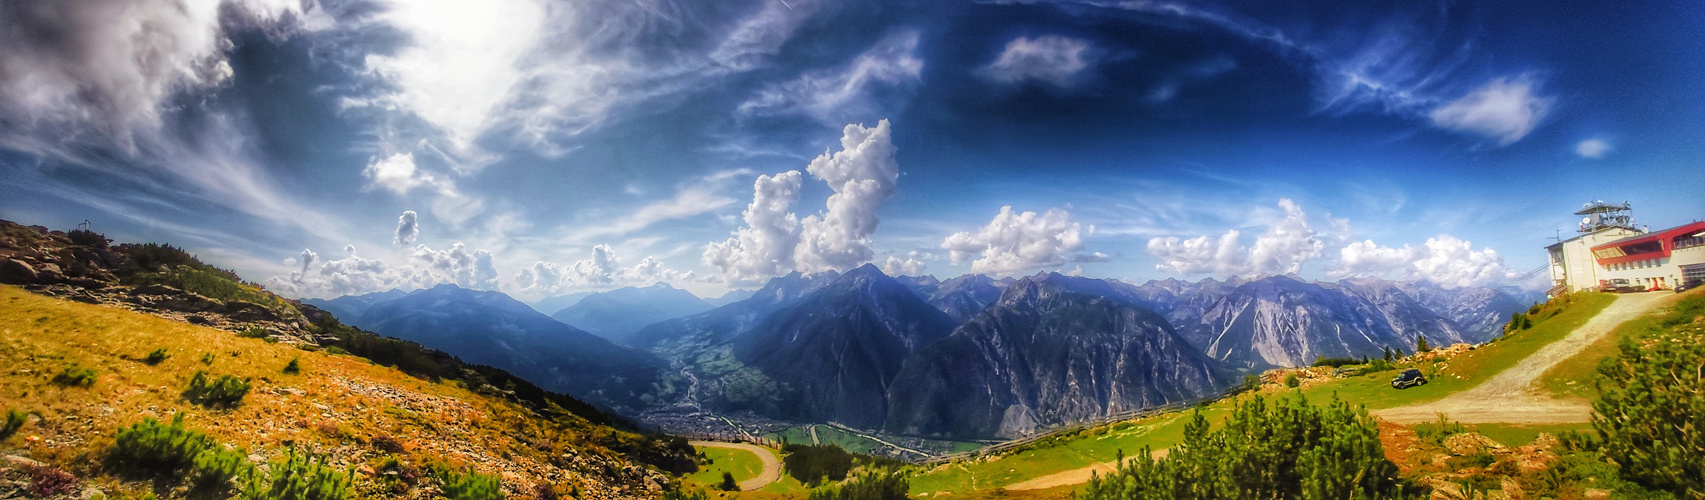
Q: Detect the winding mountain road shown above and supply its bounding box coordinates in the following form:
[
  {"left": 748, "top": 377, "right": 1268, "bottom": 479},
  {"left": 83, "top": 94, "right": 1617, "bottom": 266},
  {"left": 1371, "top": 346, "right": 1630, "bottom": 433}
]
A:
[
  {"left": 1373, "top": 292, "right": 1669, "bottom": 424},
  {"left": 691, "top": 441, "right": 782, "bottom": 491}
]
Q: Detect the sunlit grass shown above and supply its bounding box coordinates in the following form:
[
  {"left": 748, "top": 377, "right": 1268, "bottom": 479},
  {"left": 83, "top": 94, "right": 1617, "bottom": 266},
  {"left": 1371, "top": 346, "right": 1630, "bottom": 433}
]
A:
[{"left": 0, "top": 284, "right": 625, "bottom": 496}]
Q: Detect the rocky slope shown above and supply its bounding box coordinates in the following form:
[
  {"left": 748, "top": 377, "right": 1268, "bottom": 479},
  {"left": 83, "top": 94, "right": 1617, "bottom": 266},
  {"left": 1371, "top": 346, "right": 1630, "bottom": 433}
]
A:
[
  {"left": 730, "top": 264, "right": 957, "bottom": 428},
  {"left": 1182, "top": 276, "right": 1467, "bottom": 369},
  {"left": 885, "top": 273, "right": 1236, "bottom": 439},
  {"left": 0, "top": 219, "right": 691, "bottom": 499},
  {"left": 550, "top": 283, "right": 713, "bottom": 345},
  {"left": 1396, "top": 282, "right": 1530, "bottom": 343}
]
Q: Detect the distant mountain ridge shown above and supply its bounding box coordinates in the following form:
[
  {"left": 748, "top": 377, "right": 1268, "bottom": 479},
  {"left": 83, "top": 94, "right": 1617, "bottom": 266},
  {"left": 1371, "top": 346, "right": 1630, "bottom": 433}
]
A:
[
  {"left": 328, "top": 284, "right": 676, "bottom": 412},
  {"left": 550, "top": 283, "right": 712, "bottom": 345},
  {"left": 303, "top": 265, "right": 1531, "bottom": 438}
]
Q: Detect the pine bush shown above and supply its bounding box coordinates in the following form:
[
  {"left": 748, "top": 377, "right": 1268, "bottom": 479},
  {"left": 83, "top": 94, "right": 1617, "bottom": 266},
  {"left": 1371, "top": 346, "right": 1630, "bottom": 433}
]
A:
[
  {"left": 1591, "top": 295, "right": 1705, "bottom": 498},
  {"left": 110, "top": 414, "right": 213, "bottom": 477},
  {"left": 240, "top": 448, "right": 353, "bottom": 500},
  {"left": 1, "top": 409, "right": 25, "bottom": 441},
  {"left": 438, "top": 468, "right": 503, "bottom": 500},
  {"left": 1078, "top": 395, "right": 1411, "bottom": 499},
  {"left": 184, "top": 371, "right": 252, "bottom": 408},
  {"left": 53, "top": 364, "right": 98, "bottom": 387}
]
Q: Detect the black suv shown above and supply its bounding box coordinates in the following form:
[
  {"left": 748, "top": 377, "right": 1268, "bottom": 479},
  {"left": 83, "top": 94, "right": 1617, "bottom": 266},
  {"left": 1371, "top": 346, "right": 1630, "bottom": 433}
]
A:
[
  {"left": 1679, "top": 279, "right": 1701, "bottom": 293},
  {"left": 1390, "top": 369, "right": 1427, "bottom": 389}
]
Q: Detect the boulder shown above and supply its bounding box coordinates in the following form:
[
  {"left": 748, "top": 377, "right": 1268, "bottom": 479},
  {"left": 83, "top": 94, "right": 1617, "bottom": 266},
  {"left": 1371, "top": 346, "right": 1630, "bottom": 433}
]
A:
[
  {"left": 224, "top": 301, "right": 281, "bottom": 322},
  {"left": 1444, "top": 433, "right": 1506, "bottom": 456},
  {"left": 35, "top": 262, "right": 66, "bottom": 283},
  {"left": 0, "top": 258, "right": 38, "bottom": 283}
]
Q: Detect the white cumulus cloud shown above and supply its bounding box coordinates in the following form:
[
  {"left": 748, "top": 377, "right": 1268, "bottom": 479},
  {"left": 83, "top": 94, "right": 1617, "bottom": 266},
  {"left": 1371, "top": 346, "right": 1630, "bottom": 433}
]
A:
[
  {"left": 267, "top": 242, "right": 502, "bottom": 298},
  {"left": 517, "top": 245, "right": 691, "bottom": 293},
  {"left": 702, "top": 170, "right": 805, "bottom": 285},
  {"left": 942, "top": 207, "right": 1097, "bottom": 276},
  {"left": 882, "top": 255, "right": 927, "bottom": 277},
  {"left": 1333, "top": 235, "right": 1512, "bottom": 289},
  {"left": 394, "top": 211, "right": 420, "bottom": 245},
  {"left": 976, "top": 35, "right": 1098, "bottom": 88},
  {"left": 1428, "top": 75, "right": 1554, "bottom": 146},
  {"left": 794, "top": 120, "right": 900, "bottom": 273},
  {"left": 1147, "top": 199, "right": 1325, "bottom": 276},
  {"left": 704, "top": 120, "right": 903, "bottom": 285}
]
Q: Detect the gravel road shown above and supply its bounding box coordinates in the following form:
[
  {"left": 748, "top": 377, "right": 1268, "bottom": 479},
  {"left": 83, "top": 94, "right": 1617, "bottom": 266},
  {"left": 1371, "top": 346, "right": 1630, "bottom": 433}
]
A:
[
  {"left": 1373, "top": 292, "right": 1670, "bottom": 424},
  {"left": 691, "top": 441, "right": 782, "bottom": 491}
]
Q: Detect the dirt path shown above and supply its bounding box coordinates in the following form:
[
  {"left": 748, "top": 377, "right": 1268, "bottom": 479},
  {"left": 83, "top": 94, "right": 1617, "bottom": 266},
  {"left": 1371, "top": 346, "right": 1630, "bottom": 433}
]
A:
[
  {"left": 1004, "top": 449, "right": 1169, "bottom": 491},
  {"left": 691, "top": 441, "right": 782, "bottom": 491},
  {"left": 1373, "top": 292, "right": 1669, "bottom": 425}
]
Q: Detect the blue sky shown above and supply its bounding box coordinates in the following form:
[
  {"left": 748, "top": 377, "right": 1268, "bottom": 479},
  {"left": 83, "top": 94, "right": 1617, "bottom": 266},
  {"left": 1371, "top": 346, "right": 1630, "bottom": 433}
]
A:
[{"left": 1, "top": 0, "right": 1701, "bottom": 300}]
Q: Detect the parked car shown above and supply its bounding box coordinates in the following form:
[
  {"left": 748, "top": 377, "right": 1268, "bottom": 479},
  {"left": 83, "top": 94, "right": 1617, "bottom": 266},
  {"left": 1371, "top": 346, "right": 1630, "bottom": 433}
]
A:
[
  {"left": 1390, "top": 369, "right": 1427, "bottom": 389},
  {"left": 1604, "top": 278, "right": 1647, "bottom": 293},
  {"left": 1679, "top": 279, "right": 1702, "bottom": 293}
]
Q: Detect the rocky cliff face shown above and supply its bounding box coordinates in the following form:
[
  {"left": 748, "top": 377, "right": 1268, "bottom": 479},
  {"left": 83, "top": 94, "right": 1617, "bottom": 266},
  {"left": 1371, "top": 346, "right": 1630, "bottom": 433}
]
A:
[
  {"left": 924, "top": 274, "right": 1010, "bottom": 322},
  {"left": 1396, "top": 282, "right": 1530, "bottom": 343},
  {"left": 885, "top": 273, "right": 1235, "bottom": 439},
  {"left": 1183, "top": 276, "right": 1466, "bottom": 369},
  {"left": 730, "top": 264, "right": 957, "bottom": 428}
]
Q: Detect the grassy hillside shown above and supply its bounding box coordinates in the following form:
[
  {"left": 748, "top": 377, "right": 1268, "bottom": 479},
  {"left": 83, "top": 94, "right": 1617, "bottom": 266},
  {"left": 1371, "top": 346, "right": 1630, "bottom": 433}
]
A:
[
  {"left": 1540, "top": 288, "right": 1702, "bottom": 400},
  {"left": 0, "top": 284, "right": 669, "bottom": 498},
  {"left": 907, "top": 292, "right": 1620, "bottom": 498}
]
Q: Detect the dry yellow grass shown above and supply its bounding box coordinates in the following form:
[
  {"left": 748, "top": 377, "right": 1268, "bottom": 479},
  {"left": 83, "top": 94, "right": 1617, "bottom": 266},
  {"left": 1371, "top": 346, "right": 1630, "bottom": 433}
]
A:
[{"left": 0, "top": 284, "right": 659, "bottom": 499}]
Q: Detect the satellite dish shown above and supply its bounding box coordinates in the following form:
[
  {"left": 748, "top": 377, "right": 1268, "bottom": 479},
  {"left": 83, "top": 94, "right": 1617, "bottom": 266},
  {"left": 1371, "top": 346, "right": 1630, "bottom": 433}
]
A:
[{"left": 1582, "top": 217, "right": 1592, "bottom": 226}]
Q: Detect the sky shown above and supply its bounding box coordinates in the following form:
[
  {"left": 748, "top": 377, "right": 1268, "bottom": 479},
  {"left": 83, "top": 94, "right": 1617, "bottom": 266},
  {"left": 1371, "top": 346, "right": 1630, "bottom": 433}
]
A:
[{"left": 1, "top": 0, "right": 1701, "bottom": 301}]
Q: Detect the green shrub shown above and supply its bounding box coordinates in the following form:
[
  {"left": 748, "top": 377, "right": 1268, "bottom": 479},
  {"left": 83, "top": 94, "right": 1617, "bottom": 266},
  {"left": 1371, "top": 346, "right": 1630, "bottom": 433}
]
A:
[
  {"left": 53, "top": 364, "right": 98, "bottom": 387},
  {"left": 283, "top": 358, "right": 301, "bottom": 375},
  {"left": 144, "top": 348, "right": 171, "bottom": 365},
  {"left": 239, "top": 326, "right": 272, "bottom": 339},
  {"left": 1079, "top": 395, "right": 1410, "bottom": 500},
  {"left": 438, "top": 468, "right": 503, "bottom": 500},
  {"left": 1311, "top": 357, "right": 1361, "bottom": 368},
  {"left": 110, "top": 414, "right": 213, "bottom": 477},
  {"left": 184, "top": 371, "right": 252, "bottom": 408},
  {"left": 240, "top": 448, "right": 353, "bottom": 500},
  {"left": 661, "top": 486, "right": 709, "bottom": 500},
  {"left": 1, "top": 409, "right": 26, "bottom": 441},
  {"left": 1591, "top": 294, "right": 1705, "bottom": 498},
  {"left": 804, "top": 471, "right": 909, "bottom": 500},
  {"left": 201, "top": 352, "right": 216, "bottom": 365},
  {"left": 1284, "top": 374, "right": 1300, "bottom": 388},
  {"left": 1411, "top": 415, "right": 1466, "bottom": 446},
  {"left": 324, "top": 347, "right": 348, "bottom": 356},
  {"left": 193, "top": 447, "right": 254, "bottom": 490}
]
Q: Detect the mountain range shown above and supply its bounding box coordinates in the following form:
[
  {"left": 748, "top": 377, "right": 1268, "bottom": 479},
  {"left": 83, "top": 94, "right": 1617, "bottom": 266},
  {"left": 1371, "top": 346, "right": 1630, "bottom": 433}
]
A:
[
  {"left": 550, "top": 283, "right": 712, "bottom": 345},
  {"left": 307, "top": 285, "right": 674, "bottom": 412},
  {"left": 887, "top": 273, "right": 1236, "bottom": 438},
  {"left": 308, "top": 267, "right": 1530, "bottom": 438}
]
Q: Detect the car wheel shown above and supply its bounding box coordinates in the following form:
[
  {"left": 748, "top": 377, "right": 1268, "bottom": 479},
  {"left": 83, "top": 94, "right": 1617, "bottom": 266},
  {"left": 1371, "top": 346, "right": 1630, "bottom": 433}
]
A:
[{"left": 1419, "top": 379, "right": 1427, "bottom": 385}]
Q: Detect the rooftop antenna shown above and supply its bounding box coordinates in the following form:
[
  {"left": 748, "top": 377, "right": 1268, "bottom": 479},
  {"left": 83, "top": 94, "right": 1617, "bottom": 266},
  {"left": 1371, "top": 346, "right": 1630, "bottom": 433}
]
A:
[
  {"left": 76, "top": 219, "right": 91, "bottom": 232},
  {"left": 1573, "top": 200, "right": 1635, "bottom": 233}
]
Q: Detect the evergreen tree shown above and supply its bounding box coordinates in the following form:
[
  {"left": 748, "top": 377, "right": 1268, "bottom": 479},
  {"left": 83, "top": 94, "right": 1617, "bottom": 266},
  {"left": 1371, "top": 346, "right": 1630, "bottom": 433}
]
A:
[
  {"left": 719, "top": 472, "right": 739, "bottom": 491},
  {"left": 1416, "top": 335, "right": 1430, "bottom": 353}
]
